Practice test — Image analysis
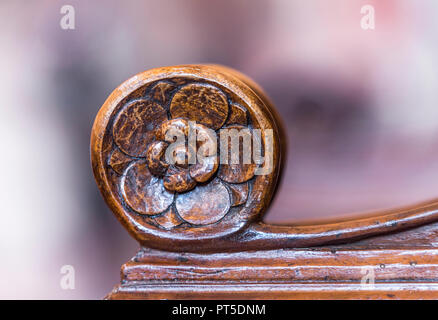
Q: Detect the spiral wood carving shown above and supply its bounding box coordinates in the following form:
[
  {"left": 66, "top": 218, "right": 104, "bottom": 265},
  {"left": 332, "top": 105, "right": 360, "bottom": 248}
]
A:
[
  {"left": 91, "top": 65, "right": 438, "bottom": 253},
  {"left": 91, "top": 65, "right": 283, "bottom": 251}
]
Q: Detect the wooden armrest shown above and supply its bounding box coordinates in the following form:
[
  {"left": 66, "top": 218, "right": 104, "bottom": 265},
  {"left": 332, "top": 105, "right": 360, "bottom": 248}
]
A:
[{"left": 91, "top": 65, "right": 438, "bottom": 299}]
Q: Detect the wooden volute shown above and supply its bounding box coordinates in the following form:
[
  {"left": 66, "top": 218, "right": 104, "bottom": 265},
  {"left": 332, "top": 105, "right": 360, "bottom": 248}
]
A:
[
  {"left": 91, "top": 65, "right": 285, "bottom": 253},
  {"left": 92, "top": 65, "right": 438, "bottom": 299}
]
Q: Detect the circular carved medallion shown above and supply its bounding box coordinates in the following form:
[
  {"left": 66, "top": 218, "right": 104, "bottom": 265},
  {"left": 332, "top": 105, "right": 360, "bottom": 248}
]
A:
[{"left": 91, "top": 65, "right": 284, "bottom": 251}]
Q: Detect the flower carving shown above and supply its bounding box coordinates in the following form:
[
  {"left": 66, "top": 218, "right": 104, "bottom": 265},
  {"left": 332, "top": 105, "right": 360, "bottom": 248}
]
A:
[
  {"left": 147, "top": 119, "right": 219, "bottom": 193},
  {"left": 109, "top": 81, "right": 256, "bottom": 229}
]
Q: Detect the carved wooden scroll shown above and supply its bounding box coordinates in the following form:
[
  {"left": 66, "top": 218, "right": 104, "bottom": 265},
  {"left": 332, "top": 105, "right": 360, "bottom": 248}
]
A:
[{"left": 91, "top": 65, "right": 438, "bottom": 299}]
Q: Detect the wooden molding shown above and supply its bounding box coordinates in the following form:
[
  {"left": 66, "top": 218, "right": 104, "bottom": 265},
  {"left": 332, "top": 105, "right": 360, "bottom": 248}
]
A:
[{"left": 91, "top": 65, "right": 438, "bottom": 299}]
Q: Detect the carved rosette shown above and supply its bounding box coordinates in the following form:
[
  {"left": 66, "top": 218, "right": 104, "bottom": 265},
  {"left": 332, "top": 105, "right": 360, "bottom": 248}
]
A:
[
  {"left": 108, "top": 80, "right": 258, "bottom": 229},
  {"left": 92, "top": 65, "right": 283, "bottom": 250}
]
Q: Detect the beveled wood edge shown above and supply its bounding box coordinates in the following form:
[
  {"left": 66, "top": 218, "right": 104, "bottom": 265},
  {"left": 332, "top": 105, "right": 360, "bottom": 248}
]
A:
[
  {"left": 106, "top": 282, "right": 438, "bottom": 300},
  {"left": 108, "top": 246, "right": 438, "bottom": 299},
  {"left": 121, "top": 247, "right": 438, "bottom": 282}
]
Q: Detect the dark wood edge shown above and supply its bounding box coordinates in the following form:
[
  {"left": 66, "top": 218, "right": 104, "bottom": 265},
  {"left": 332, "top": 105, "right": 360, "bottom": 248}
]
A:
[{"left": 107, "top": 283, "right": 438, "bottom": 300}]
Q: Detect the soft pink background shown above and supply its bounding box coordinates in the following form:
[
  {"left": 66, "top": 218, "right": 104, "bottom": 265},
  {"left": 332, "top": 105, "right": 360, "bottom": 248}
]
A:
[{"left": 1, "top": 0, "right": 438, "bottom": 298}]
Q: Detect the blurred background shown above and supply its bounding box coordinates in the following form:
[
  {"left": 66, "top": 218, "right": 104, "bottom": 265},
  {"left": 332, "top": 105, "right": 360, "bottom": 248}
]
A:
[{"left": 1, "top": 0, "right": 438, "bottom": 298}]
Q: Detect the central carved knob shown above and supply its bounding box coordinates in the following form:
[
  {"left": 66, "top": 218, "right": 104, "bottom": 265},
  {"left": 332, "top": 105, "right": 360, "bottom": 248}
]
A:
[
  {"left": 108, "top": 81, "right": 256, "bottom": 228},
  {"left": 147, "top": 119, "right": 218, "bottom": 193}
]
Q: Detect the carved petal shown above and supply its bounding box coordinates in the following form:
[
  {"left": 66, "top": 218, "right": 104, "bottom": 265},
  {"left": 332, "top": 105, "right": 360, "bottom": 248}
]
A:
[
  {"left": 218, "top": 125, "right": 256, "bottom": 183},
  {"left": 113, "top": 100, "right": 168, "bottom": 157},
  {"left": 218, "top": 164, "right": 256, "bottom": 183},
  {"left": 155, "top": 118, "right": 189, "bottom": 142},
  {"left": 163, "top": 166, "right": 196, "bottom": 193},
  {"left": 194, "top": 122, "right": 217, "bottom": 158},
  {"left": 170, "top": 83, "right": 229, "bottom": 130},
  {"left": 189, "top": 156, "right": 218, "bottom": 183},
  {"left": 121, "top": 161, "right": 174, "bottom": 215},
  {"left": 170, "top": 143, "right": 189, "bottom": 168},
  {"left": 227, "top": 182, "right": 249, "bottom": 207},
  {"left": 150, "top": 81, "right": 176, "bottom": 106},
  {"left": 175, "top": 179, "right": 230, "bottom": 225},
  {"left": 109, "top": 149, "right": 132, "bottom": 175},
  {"left": 225, "top": 103, "right": 247, "bottom": 126},
  {"left": 154, "top": 206, "right": 183, "bottom": 229},
  {"left": 146, "top": 141, "right": 169, "bottom": 176}
]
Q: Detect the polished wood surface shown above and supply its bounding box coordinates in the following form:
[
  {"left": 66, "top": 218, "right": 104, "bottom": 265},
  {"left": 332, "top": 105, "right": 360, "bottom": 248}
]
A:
[{"left": 91, "top": 65, "right": 438, "bottom": 299}]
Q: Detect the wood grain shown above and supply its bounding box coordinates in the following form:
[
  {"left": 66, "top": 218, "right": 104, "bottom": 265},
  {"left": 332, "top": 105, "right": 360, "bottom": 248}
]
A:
[{"left": 91, "top": 65, "right": 438, "bottom": 299}]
